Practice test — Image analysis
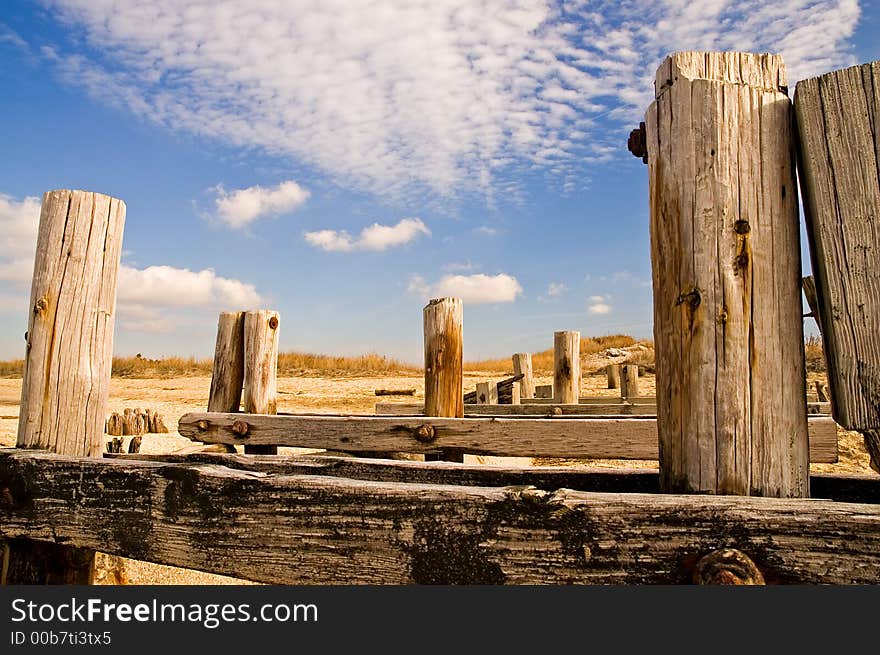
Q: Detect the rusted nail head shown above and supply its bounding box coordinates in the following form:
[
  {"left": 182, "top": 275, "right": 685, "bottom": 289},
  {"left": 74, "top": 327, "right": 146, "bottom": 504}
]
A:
[
  {"left": 232, "top": 420, "right": 250, "bottom": 437},
  {"left": 734, "top": 220, "right": 751, "bottom": 235},
  {"left": 268, "top": 316, "right": 279, "bottom": 329},
  {"left": 197, "top": 419, "right": 209, "bottom": 431},
  {"left": 414, "top": 424, "right": 436, "bottom": 443},
  {"left": 627, "top": 122, "right": 648, "bottom": 164}
]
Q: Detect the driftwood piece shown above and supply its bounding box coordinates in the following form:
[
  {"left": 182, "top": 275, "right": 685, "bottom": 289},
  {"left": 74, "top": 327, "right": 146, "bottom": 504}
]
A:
[
  {"left": 1, "top": 450, "right": 878, "bottom": 584},
  {"left": 178, "top": 412, "right": 837, "bottom": 463},
  {"left": 647, "top": 52, "right": 808, "bottom": 496},
  {"left": 375, "top": 389, "right": 416, "bottom": 396}
]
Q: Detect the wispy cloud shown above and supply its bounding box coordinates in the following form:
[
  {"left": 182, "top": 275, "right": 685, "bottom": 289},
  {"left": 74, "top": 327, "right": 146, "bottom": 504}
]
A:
[
  {"left": 35, "top": 1, "right": 859, "bottom": 201},
  {"left": 473, "top": 226, "right": 499, "bottom": 237},
  {"left": 588, "top": 294, "right": 612, "bottom": 315},
  {"left": 212, "top": 181, "right": 310, "bottom": 229},
  {"left": 410, "top": 272, "right": 523, "bottom": 304},
  {"left": 304, "top": 218, "right": 430, "bottom": 252}
]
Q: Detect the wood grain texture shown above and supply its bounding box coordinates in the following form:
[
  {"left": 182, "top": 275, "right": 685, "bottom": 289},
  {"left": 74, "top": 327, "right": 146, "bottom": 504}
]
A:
[
  {"left": 179, "top": 412, "right": 837, "bottom": 463},
  {"left": 1, "top": 450, "right": 877, "bottom": 584},
  {"left": 475, "top": 381, "right": 498, "bottom": 404},
  {"left": 17, "top": 190, "right": 126, "bottom": 457},
  {"left": 207, "top": 311, "right": 245, "bottom": 413},
  {"left": 424, "top": 298, "right": 463, "bottom": 418},
  {"left": 554, "top": 331, "right": 580, "bottom": 404},
  {"left": 795, "top": 61, "right": 880, "bottom": 437},
  {"left": 103, "top": 451, "right": 879, "bottom": 503},
  {"left": 512, "top": 353, "right": 535, "bottom": 399},
  {"left": 646, "top": 52, "right": 809, "bottom": 497}
]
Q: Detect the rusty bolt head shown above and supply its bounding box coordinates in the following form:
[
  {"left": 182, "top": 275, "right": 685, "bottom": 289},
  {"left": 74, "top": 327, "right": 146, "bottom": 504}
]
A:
[
  {"left": 268, "top": 316, "right": 279, "bottom": 330},
  {"left": 414, "top": 424, "right": 436, "bottom": 443},
  {"left": 33, "top": 298, "right": 48, "bottom": 314},
  {"left": 734, "top": 220, "right": 751, "bottom": 235},
  {"left": 232, "top": 420, "right": 250, "bottom": 437},
  {"left": 551, "top": 406, "right": 563, "bottom": 416},
  {"left": 197, "top": 419, "right": 209, "bottom": 431}
]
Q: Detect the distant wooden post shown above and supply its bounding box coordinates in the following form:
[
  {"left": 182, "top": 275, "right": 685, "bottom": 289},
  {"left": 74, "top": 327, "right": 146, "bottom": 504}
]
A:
[
  {"left": 553, "top": 331, "right": 580, "bottom": 404},
  {"left": 509, "top": 383, "right": 521, "bottom": 406},
  {"left": 534, "top": 384, "right": 552, "bottom": 399},
  {"left": 606, "top": 364, "right": 621, "bottom": 389},
  {"left": 424, "top": 298, "right": 463, "bottom": 462},
  {"left": 242, "top": 310, "right": 280, "bottom": 455},
  {"left": 476, "top": 381, "right": 498, "bottom": 405},
  {"left": 208, "top": 311, "right": 245, "bottom": 413},
  {"left": 512, "top": 353, "right": 535, "bottom": 399},
  {"left": 424, "top": 298, "right": 463, "bottom": 418},
  {"left": 794, "top": 60, "right": 880, "bottom": 473},
  {"left": 646, "top": 52, "right": 809, "bottom": 497},
  {"left": 7, "top": 189, "right": 126, "bottom": 583},
  {"left": 620, "top": 365, "right": 639, "bottom": 399}
]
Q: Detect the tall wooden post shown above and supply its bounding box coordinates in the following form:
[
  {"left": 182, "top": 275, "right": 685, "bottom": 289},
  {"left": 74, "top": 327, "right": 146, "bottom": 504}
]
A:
[
  {"left": 553, "top": 331, "right": 580, "bottom": 404},
  {"left": 208, "top": 311, "right": 245, "bottom": 413},
  {"left": 424, "top": 298, "right": 463, "bottom": 462},
  {"left": 794, "top": 60, "right": 880, "bottom": 473},
  {"left": 620, "top": 365, "right": 640, "bottom": 399},
  {"left": 243, "top": 310, "right": 279, "bottom": 455},
  {"left": 512, "top": 353, "right": 535, "bottom": 400},
  {"left": 646, "top": 52, "right": 809, "bottom": 497},
  {"left": 6, "top": 189, "right": 126, "bottom": 583}
]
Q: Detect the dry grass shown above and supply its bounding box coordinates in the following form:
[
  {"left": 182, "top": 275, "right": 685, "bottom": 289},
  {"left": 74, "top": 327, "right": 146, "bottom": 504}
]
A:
[
  {"left": 804, "top": 335, "right": 827, "bottom": 372},
  {"left": 465, "top": 334, "right": 641, "bottom": 374},
  {"left": 276, "top": 352, "right": 419, "bottom": 376}
]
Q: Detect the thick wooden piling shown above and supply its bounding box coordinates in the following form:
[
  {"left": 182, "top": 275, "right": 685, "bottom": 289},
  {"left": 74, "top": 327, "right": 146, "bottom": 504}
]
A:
[
  {"left": 646, "top": 52, "right": 809, "bottom": 497},
  {"left": 606, "top": 364, "right": 621, "bottom": 390},
  {"left": 553, "top": 331, "right": 580, "bottom": 404},
  {"left": 7, "top": 189, "right": 126, "bottom": 583},
  {"left": 620, "top": 365, "right": 640, "bottom": 400},
  {"left": 512, "top": 353, "right": 535, "bottom": 400},
  {"left": 794, "top": 60, "right": 880, "bottom": 472},
  {"left": 242, "top": 310, "right": 280, "bottom": 455},
  {"left": 424, "top": 298, "right": 463, "bottom": 462}
]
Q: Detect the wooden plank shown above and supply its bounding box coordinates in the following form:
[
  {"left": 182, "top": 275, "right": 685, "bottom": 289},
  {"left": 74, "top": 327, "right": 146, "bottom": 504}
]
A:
[
  {"left": 8, "top": 189, "right": 127, "bottom": 585},
  {"left": 376, "top": 402, "right": 660, "bottom": 416},
  {"left": 207, "top": 311, "right": 245, "bottom": 413},
  {"left": 512, "top": 353, "right": 535, "bottom": 399},
  {"left": 647, "top": 52, "right": 808, "bottom": 496},
  {"left": 1, "top": 450, "right": 877, "bottom": 584},
  {"left": 179, "top": 412, "right": 838, "bottom": 463},
  {"left": 794, "top": 60, "right": 880, "bottom": 471},
  {"left": 102, "top": 452, "right": 880, "bottom": 504},
  {"left": 554, "top": 331, "right": 580, "bottom": 404}
]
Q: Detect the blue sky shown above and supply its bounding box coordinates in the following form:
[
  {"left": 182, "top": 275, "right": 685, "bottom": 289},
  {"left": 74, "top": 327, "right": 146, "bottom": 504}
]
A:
[{"left": 0, "top": 1, "right": 877, "bottom": 363}]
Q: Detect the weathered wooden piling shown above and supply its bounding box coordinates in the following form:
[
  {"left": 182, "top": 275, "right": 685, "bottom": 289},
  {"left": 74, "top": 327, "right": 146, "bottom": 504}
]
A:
[
  {"left": 476, "top": 381, "right": 499, "bottom": 405},
  {"left": 208, "top": 311, "right": 246, "bottom": 413},
  {"left": 423, "top": 298, "right": 463, "bottom": 418},
  {"left": 553, "top": 331, "right": 580, "bottom": 404},
  {"left": 242, "top": 310, "right": 280, "bottom": 455},
  {"left": 606, "top": 364, "right": 620, "bottom": 389},
  {"left": 620, "top": 365, "right": 639, "bottom": 400},
  {"left": 512, "top": 353, "right": 535, "bottom": 399},
  {"left": 8, "top": 189, "right": 126, "bottom": 583},
  {"left": 794, "top": 60, "right": 880, "bottom": 472},
  {"left": 646, "top": 52, "right": 809, "bottom": 497}
]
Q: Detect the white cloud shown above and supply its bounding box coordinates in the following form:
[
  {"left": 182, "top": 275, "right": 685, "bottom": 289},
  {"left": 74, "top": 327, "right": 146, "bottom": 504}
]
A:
[
  {"left": 304, "top": 218, "right": 430, "bottom": 252},
  {"left": 412, "top": 273, "right": 523, "bottom": 304},
  {"left": 35, "top": 2, "right": 860, "bottom": 202},
  {"left": 0, "top": 193, "right": 41, "bottom": 284},
  {"left": 474, "top": 226, "right": 499, "bottom": 236},
  {"left": 547, "top": 282, "right": 566, "bottom": 297},
  {"left": 212, "top": 180, "right": 309, "bottom": 229},
  {"left": 588, "top": 294, "right": 612, "bottom": 315}
]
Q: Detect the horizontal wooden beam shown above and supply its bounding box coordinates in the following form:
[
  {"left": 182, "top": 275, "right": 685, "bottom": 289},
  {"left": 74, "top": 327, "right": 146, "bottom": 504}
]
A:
[
  {"left": 377, "top": 402, "right": 659, "bottom": 416},
  {"left": 104, "top": 452, "right": 880, "bottom": 504},
  {"left": 179, "top": 412, "right": 838, "bottom": 463},
  {"left": 1, "top": 450, "right": 877, "bottom": 584}
]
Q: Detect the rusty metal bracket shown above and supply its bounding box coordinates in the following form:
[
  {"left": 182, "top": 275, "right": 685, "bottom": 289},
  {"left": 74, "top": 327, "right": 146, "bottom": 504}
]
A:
[{"left": 627, "top": 122, "right": 647, "bottom": 164}]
